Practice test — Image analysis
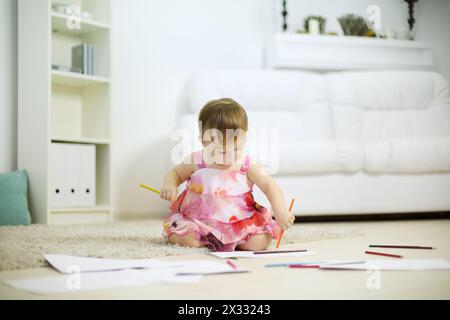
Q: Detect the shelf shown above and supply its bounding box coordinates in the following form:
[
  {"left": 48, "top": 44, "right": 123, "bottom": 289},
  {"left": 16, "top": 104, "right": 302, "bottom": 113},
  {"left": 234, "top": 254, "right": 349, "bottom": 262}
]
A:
[
  {"left": 51, "top": 12, "right": 110, "bottom": 35},
  {"left": 51, "top": 136, "right": 110, "bottom": 145},
  {"left": 52, "top": 70, "right": 109, "bottom": 88},
  {"left": 275, "top": 33, "right": 432, "bottom": 49},
  {"left": 19, "top": 0, "right": 112, "bottom": 225},
  {"left": 50, "top": 205, "right": 111, "bottom": 214},
  {"left": 269, "top": 33, "right": 434, "bottom": 71}
]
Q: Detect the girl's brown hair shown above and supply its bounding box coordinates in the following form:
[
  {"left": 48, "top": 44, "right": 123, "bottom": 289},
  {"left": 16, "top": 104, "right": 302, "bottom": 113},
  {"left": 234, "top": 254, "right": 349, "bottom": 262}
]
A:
[{"left": 198, "top": 98, "right": 248, "bottom": 139}]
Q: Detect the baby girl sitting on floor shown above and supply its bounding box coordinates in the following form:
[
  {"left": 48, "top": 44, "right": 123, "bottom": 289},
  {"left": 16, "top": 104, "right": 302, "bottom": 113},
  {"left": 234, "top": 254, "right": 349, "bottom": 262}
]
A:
[{"left": 161, "top": 98, "right": 295, "bottom": 251}]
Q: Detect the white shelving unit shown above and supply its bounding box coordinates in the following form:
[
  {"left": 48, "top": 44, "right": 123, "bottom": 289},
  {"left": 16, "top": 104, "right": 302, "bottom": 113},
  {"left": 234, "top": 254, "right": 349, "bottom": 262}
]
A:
[
  {"left": 18, "top": 0, "right": 113, "bottom": 225},
  {"left": 268, "top": 33, "right": 434, "bottom": 71}
]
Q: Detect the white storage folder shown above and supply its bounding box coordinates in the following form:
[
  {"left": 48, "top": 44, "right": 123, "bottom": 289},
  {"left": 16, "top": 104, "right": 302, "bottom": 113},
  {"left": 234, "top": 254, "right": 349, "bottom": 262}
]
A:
[{"left": 50, "top": 143, "right": 96, "bottom": 208}]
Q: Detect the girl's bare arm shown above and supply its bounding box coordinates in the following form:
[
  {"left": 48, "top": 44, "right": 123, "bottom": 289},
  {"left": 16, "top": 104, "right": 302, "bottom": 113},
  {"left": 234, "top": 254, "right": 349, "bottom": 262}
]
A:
[
  {"left": 161, "top": 153, "right": 196, "bottom": 202},
  {"left": 247, "top": 162, "right": 295, "bottom": 230}
]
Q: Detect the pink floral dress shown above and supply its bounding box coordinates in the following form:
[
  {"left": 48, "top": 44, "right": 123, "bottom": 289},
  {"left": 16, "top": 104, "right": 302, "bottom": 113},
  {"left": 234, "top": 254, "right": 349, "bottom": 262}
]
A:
[{"left": 163, "top": 150, "right": 282, "bottom": 251}]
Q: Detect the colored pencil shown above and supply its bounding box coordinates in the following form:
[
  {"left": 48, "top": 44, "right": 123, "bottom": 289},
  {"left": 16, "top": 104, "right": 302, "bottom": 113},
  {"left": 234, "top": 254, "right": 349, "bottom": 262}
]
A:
[
  {"left": 365, "top": 250, "right": 403, "bottom": 259},
  {"left": 369, "top": 245, "right": 435, "bottom": 250},
  {"left": 226, "top": 259, "right": 237, "bottom": 270},
  {"left": 276, "top": 197, "right": 296, "bottom": 249},
  {"left": 266, "top": 261, "right": 366, "bottom": 268},
  {"left": 253, "top": 249, "right": 307, "bottom": 255},
  {"left": 265, "top": 263, "right": 300, "bottom": 268},
  {"left": 288, "top": 265, "right": 320, "bottom": 268},
  {"left": 265, "top": 261, "right": 323, "bottom": 268},
  {"left": 139, "top": 184, "right": 160, "bottom": 194}
]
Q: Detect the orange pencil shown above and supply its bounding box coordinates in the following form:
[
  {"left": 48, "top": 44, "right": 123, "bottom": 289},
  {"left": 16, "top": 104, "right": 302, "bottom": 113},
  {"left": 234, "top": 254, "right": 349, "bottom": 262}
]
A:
[{"left": 276, "top": 197, "right": 296, "bottom": 249}]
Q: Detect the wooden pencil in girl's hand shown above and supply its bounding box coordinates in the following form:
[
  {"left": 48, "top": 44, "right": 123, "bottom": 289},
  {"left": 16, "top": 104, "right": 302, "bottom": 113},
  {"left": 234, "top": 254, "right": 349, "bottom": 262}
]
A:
[
  {"left": 276, "top": 197, "right": 296, "bottom": 249},
  {"left": 365, "top": 250, "right": 403, "bottom": 259},
  {"left": 139, "top": 184, "right": 160, "bottom": 194}
]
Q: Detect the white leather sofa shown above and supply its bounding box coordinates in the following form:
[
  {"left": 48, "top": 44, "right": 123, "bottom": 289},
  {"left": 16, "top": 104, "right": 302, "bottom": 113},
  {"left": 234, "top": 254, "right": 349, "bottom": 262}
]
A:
[{"left": 177, "top": 69, "right": 450, "bottom": 216}]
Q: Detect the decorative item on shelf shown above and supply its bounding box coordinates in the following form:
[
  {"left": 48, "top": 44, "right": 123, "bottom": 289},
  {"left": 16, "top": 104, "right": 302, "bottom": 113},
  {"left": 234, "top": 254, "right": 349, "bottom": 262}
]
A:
[
  {"left": 281, "top": 0, "right": 288, "bottom": 32},
  {"left": 72, "top": 43, "right": 94, "bottom": 75},
  {"left": 338, "top": 13, "right": 375, "bottom": 37},
  {"left": 52, "top": 2, "right": 94, "bottom": 21},
  {"left": 303, "top": 16, "right": 326, "bottom": 35},
  {"left": 404, "top": 0, "right": 418, "bottom": 40}
]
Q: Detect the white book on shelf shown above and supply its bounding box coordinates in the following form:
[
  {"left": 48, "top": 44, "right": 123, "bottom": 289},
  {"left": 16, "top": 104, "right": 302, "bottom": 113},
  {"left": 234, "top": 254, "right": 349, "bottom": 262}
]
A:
[
  {"left": 50, "top": 143, "right": 66, "bottom": 208},
  {"left": 50, "top": 143, "right": 96, "bottom": 208},
  {"left": 66, "top": 143, "right": 79, "bottom": 207},
  {"left": 78, "top": 144, "right": 96, "bottom": 207}
]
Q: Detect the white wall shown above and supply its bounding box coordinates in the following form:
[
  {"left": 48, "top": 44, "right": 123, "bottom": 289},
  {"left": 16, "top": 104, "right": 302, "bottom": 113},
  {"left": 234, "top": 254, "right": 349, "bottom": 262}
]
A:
[
  {"left": 0, "top": 0, "right": 17, "bottom": 173},
  {"left": 415, "top": 0, "right": 450, "bottom": 89},
  {"left": 111, "top": 0, "right": 275, "bottom": 219}
]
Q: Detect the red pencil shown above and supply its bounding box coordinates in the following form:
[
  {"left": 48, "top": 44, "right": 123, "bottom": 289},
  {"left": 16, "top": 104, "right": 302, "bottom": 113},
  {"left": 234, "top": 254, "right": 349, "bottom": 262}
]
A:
[
  {"left": 365, "top": 250, "right": 403, "bottom": 259},
  {"left": 288, "top": 265, "right": 320, "bottom": 269}
]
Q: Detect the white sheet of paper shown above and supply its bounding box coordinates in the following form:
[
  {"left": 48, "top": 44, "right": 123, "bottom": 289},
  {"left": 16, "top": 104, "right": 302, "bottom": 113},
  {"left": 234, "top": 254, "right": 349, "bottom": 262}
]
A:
[
  {"left": 209, "top": 250, "right": 315, "bottom": 259},
  {"left": 4, "top": 257, "right": 247, "bottom": 294},
  {"left": 320, "top": 259, "right": 450, "bottom": 271},
  {"left": 44, "top": 254, "right": 246, "bottom": 275},
  {"left": 4, "top": 269, "right": 201, "bottom": 294},
  {"left": 169, "top": 260, "right": 247, "bottom": 274},
  {"left": 44, "top": 254, "right": 184, "bottom": 274}
]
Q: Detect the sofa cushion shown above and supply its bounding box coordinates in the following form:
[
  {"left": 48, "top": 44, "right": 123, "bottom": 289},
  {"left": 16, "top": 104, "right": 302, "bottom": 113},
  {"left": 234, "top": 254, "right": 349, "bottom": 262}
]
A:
[
  {"left": 267, "top": 140, "right": 363, "bottom": 175},
  {"left": 186, "top": 70, "right": 333, "bottom": 140},
  {"left": 327, "top": 71, "right": 450, "bottom": 141},
  {"left": 180, "top": 69, "right": 450, "bottom": 176},
  {"left": 188, "top": 69, "right": 327, "bottom": 112},
  {"left": 363, "top": 137, "right": 450, "bottom": 174}
]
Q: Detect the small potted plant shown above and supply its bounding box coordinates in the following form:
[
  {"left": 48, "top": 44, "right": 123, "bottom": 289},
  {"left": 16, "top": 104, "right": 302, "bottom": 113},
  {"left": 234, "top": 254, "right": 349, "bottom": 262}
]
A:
[
  {"left": 303, "top": 15, "right": 326, "bottom": 34},
  {"left": 338, "top": 13, "right": 375, "bottom": 37}
]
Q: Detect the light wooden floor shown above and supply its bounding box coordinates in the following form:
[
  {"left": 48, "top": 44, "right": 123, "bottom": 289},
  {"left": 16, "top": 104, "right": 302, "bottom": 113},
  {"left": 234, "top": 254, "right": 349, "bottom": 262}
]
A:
[{"left": 1, "top": 219, "right": 449, "bottom": 299}]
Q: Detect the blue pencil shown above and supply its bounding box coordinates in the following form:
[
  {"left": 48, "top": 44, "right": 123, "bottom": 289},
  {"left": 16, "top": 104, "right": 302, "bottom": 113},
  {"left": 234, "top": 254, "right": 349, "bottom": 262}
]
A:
[{"left": 265, "top": 261, "right": 366, "bottom": 268}]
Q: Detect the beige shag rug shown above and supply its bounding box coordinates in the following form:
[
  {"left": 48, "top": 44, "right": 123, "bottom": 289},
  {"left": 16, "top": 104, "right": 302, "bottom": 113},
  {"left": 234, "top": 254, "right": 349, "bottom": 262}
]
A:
[{"left": 0, "top": 220, "right": 364, "bottom": 271}]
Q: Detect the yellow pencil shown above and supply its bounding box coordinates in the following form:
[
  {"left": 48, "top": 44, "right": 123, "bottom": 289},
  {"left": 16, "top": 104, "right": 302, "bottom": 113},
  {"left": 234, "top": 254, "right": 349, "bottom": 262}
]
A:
[
  {"left": 276, "top": 197, "right": 296, "bottom": 249},
  {"left": 139, "top": 184, "right": 160, "bottom": 194}
]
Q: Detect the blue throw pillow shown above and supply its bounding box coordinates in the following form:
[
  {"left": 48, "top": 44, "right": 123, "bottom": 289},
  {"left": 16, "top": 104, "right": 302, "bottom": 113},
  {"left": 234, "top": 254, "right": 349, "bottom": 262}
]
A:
[{"left": 0, "top": 170, "right": 31, "bottom": 225}]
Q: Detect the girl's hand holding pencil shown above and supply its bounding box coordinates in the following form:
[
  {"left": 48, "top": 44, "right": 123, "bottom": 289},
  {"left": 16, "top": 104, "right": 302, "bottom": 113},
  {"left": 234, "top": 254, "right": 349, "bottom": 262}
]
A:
[
  {"left": 139, "top": 184, "right": 177, "bottom": 203},
  {"left": 275, "top": 198, "right": 296, "bottom": 249},
  {"left": 275, "top": 208, "right": 295, "bottom": 231},
  {"left": 160, "top": 185, "right": 178, "bottom": 203},
  {"left": 275, "top": 198, "right": 296, "bottom": 231}
]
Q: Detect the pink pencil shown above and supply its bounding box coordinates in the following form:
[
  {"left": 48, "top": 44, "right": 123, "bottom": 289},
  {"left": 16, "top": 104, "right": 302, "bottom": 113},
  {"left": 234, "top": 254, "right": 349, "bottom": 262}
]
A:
[{"left": 226, "top": 259, "right": 237, "bottom": 270}]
